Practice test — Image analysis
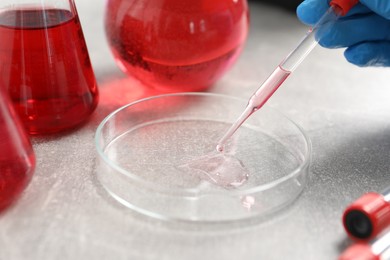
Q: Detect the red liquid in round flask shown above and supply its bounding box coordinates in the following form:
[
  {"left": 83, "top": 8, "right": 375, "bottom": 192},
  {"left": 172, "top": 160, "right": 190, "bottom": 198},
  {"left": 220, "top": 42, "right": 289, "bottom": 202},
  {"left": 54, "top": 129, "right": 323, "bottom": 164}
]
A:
[
  {"left": 0, "top": 86, "right": 35, "bottom": 212},
  {"left": 105, "top": 0, "right": 249, "bottom": 91},
  {"left": 0, "top": 1, "right": 98, "bottom": 135}
]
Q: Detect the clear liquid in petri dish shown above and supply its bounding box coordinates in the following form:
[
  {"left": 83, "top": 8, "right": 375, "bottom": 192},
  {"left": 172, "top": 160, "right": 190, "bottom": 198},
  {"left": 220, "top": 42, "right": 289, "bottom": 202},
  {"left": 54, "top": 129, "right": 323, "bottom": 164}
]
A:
[{"left": 178, "top": 142, "right": 249, "bottom": 189}]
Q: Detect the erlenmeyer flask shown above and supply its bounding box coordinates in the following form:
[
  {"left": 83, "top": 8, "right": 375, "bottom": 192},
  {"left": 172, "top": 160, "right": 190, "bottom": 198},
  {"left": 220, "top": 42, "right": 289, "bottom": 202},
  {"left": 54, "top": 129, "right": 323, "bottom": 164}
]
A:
[
  {"left": 0, "top": 0, "right": 99, "bottom": 135},
  {"left": 0, "top": 85, "right": 35, "bottom": 212}
]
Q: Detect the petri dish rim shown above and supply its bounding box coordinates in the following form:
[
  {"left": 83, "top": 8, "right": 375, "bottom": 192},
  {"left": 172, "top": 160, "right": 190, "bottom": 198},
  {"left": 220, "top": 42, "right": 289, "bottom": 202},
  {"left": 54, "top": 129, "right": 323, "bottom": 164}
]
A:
[{"left": 95, "top": 92, "right": 312, "bottom": 197}]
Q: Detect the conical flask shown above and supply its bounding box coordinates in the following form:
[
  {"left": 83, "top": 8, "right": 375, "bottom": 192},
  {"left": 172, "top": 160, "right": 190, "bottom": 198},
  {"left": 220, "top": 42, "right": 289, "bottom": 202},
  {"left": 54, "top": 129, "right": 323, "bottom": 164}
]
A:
[
  {"left": 0, "top": 0, "right": 99, "bottom": 135},
  {"left": 0, "top": 85, "right": 35, "bottom": 212}
]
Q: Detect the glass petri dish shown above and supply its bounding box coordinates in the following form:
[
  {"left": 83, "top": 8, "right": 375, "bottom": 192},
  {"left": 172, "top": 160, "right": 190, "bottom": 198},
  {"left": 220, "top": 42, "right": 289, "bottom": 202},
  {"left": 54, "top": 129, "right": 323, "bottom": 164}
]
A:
[{"left": 95, "top": 93, "right": 311, "bottom": 223}]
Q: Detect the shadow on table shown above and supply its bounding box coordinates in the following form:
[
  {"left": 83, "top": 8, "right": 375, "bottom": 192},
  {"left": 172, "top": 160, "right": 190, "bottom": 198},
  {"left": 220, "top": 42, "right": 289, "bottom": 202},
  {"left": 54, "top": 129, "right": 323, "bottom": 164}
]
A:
[
  {"left": 29, "top": 75, "right": 168, "bottom": 143},
  {"left": 303, "top": 120, "right": 390, "bottom": 256}
]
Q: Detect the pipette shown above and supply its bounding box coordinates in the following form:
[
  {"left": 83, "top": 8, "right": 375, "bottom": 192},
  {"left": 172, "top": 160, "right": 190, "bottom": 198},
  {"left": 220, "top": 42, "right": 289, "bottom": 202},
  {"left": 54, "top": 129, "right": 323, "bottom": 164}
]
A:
[{"left": 217, "top": 0, "right": 359, "bottom": 151}]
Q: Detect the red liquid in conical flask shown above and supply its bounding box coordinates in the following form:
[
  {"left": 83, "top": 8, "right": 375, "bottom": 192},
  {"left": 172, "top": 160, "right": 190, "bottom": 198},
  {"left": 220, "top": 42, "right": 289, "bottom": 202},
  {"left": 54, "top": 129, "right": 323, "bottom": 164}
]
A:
[
  {"left": 105, "top": 0, "right": 249, "bottom": 91},
  {"left": 0, "top": 8, "right": 98, "bottom": 135},
  {"left": 0, "top": 89, "right": 35, "bottom": 212}
]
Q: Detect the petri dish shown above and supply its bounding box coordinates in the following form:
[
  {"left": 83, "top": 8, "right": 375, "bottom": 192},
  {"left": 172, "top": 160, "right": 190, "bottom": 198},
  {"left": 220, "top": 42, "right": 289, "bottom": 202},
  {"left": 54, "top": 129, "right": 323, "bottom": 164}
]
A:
[{"left": 95, "top": 93, "right": 311, "bottom": 223}]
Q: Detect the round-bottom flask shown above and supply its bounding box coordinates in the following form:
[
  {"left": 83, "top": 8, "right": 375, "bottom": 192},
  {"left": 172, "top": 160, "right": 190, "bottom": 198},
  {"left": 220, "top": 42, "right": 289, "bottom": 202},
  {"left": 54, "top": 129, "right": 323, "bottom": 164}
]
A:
[{"left": 105, "top": 0, "right": 249, "bottom": 91}]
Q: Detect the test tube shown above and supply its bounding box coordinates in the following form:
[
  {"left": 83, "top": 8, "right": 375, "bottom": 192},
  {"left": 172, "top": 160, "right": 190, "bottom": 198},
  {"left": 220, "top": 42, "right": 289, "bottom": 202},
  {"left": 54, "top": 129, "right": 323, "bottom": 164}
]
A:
[
  {"left": 343, "top": 187, "right": 390, "bottom": 241},
  {"left": 339, "top": 229, "right": 390, "bottom": 260}
]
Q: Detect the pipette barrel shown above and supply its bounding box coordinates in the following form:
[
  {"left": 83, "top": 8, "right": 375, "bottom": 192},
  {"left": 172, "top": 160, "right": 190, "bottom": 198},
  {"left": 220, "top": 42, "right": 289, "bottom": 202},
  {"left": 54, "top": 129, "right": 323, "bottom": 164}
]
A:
[
  {"left": 343, "top": 189, "right": 390, "bottom": 241},
  {"left": 280, "top": 0, "right": 358, "bottom": 72},
  {"left": 279, "top": 5, "right": 339, "bottom": 72}
]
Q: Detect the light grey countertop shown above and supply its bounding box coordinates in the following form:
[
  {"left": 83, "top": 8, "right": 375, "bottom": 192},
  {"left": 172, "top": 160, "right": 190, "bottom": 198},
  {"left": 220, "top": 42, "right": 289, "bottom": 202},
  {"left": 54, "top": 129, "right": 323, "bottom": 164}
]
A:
[{"left": 1, "top": 1, "right": 390, "bottom": 260}]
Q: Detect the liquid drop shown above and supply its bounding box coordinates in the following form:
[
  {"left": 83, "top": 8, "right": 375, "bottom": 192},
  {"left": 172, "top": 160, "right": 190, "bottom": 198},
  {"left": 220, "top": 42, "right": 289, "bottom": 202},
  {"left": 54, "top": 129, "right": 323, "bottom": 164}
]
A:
[{"left": 178, "top": 152, "right": 249, "bottom": 189}]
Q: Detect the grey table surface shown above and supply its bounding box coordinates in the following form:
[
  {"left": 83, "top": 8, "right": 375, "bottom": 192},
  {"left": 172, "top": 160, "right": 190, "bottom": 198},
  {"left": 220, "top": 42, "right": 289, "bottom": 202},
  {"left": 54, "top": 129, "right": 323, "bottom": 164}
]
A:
[{"left": 1, "top": 1, "right": 390, "bottom": 260}]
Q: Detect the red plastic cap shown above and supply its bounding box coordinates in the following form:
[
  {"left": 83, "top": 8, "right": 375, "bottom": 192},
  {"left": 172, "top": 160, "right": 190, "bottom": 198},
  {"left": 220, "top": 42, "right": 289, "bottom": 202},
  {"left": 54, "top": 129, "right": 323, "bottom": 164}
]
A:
[
  {"left": 330, "top": 0, "right": 359, "bottom": 16},
  {"left": 343, "top": 192, "right": 390, "bottom": 241},
  {"left": 339, "top": 243, "right": 379, "bottom": 260}
]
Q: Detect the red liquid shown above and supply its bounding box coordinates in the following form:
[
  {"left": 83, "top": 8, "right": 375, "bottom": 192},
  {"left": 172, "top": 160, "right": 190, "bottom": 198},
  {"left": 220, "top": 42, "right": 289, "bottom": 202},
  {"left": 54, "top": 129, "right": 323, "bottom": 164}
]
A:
[
  {"left": 0, "top": 89, "right": 35, "bottom": 212},
  {"left": 105, "top": 0, "right": 249, "bottom": 91},
  {"left": 0, "top": 150, "right": 35, "bottom": 212},
  {"left": 0, "top": 8, "right": 98, "bottom": 135}
]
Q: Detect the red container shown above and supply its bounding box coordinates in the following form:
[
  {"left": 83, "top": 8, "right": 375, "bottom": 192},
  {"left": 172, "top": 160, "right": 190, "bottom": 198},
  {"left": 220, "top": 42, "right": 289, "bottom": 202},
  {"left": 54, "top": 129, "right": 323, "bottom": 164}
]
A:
[
  {"left": 0, "top": 0, "right": 98, "bottom": 135},
  {"left": 0, "top": 85, "right": 35, "bottom": 212},
  {"left": 105, "top": 0, "right": 249, "bottom": 92}
]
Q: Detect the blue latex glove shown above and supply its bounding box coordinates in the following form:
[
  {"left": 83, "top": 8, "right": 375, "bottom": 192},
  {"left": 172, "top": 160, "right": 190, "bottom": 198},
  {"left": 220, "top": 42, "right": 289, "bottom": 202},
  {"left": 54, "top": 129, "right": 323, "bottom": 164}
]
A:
[{"left": 297, "top": 0, "right": 390, "bottom": 67}]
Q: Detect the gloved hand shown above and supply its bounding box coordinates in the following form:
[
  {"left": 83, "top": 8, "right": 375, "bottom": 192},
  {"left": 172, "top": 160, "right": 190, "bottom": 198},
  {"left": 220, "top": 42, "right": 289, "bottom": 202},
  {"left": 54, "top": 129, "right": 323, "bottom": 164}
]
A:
[{"left": 297, "top": 0, "right": 390, "bottom": 67}]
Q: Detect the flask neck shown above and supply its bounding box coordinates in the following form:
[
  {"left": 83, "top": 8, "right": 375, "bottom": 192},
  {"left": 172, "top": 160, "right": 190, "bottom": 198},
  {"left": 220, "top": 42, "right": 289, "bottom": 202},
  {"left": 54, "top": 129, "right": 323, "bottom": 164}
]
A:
[{"left": 0, "top": 0, "right": 76, "bottom": 14}]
